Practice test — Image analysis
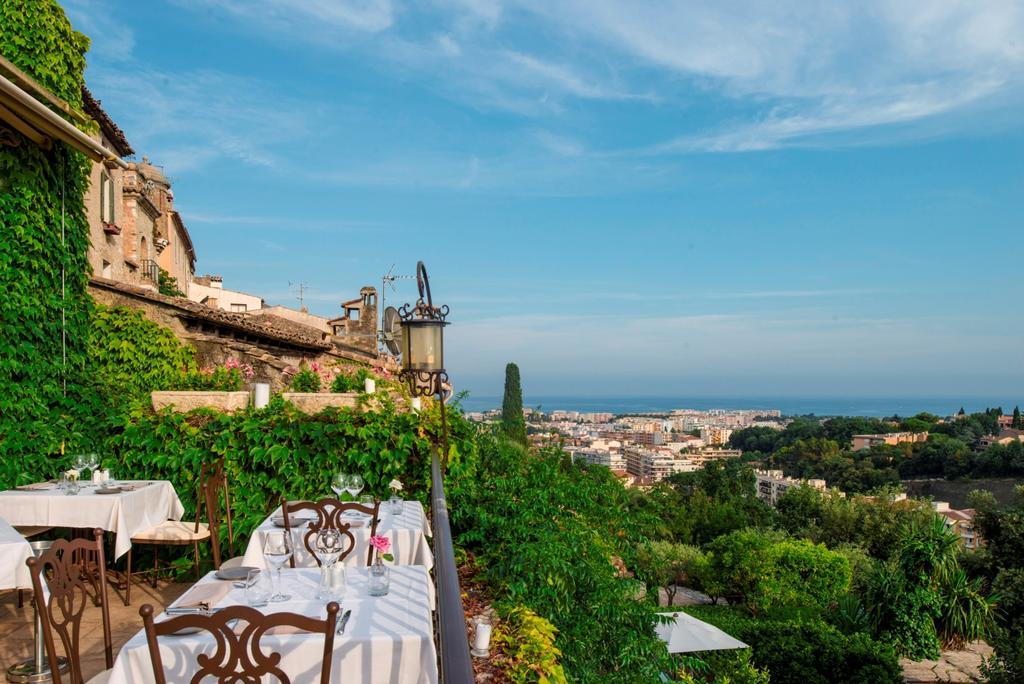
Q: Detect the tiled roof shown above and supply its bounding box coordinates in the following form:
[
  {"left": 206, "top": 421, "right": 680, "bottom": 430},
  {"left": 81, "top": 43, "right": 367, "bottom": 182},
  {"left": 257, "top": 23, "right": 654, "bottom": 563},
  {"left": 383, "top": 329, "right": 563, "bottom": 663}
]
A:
[
  {"left": 81, "top": 86, "right": 134, "bottom": 157},
  {"left": 89, "top": 277, "right": 331, "bottom": 350}
]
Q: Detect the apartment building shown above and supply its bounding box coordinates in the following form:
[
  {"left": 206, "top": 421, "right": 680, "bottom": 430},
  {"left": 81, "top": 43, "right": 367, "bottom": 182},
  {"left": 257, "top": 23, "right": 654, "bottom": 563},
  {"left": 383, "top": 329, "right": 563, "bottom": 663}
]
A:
[
  {"left": 190, "top": 275, "right": 265, "bottom": 313},
  {"left": 700, "top": 426, "right": 733, "bottom": 445},
  {"left": 851, "top": 432, "right": 929, "bottom": 450},
  {"left": 754, "top": 469, "right": 828, "bottom": 506},
  {"left": 624, "top": 447, "right": 699, "bottom": 481},
  {"left": 933, "top": 502, "right": 983, "bottom": 550}
]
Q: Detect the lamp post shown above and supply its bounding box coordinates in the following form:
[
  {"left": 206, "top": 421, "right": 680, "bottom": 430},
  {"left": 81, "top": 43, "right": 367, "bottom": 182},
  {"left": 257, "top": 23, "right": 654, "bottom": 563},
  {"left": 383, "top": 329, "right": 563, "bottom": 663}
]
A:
[{"left": 398, "top": 261, "right": 451, "bottom": 455}]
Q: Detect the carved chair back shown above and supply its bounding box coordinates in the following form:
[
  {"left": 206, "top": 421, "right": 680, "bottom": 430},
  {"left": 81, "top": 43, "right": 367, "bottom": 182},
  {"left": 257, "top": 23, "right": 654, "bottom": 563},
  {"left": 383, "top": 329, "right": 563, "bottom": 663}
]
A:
[
  {"left": 199, "top": 460, "right": 233, "bottom": 567},
  {"left": 282, "top": 498, "right": 380, "bottom": 567},
  {"left": 27, "top": 528, "right": 113, "bottom": 684},
  {"left": 140, "top": 602, "right": 339, "bottom": 684}
]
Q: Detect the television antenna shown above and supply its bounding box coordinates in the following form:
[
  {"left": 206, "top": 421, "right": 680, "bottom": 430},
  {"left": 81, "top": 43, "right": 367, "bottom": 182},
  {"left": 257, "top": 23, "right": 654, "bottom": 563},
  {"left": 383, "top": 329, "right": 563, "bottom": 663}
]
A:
[
  {"left": 380, "top": 264, "right": 414, "bottom": 336},
  {"left": 288, "top": 280, "right": 311, "bottom": 312}
]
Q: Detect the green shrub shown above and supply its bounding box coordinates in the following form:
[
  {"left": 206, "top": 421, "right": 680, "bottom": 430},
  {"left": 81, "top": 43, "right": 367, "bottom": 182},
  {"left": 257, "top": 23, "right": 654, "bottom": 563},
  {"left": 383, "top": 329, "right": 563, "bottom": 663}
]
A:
[
  {"left": 330, "top": 367, "right": 372, "bottom": 393},
  {"left": 493, "top": 605, "right": 568, "bottom": 684},
  {"left": 450, "top": 435, "right": 674, "bottom": 682},
  {"left": 290, "top": 366, "right": 321, "bottom": 392},
  {"left": 685, "top": 606, "right": 902, "bottom": 684},
  {"left": 703, "top": 529, "right": 850, "bottom": 615}
]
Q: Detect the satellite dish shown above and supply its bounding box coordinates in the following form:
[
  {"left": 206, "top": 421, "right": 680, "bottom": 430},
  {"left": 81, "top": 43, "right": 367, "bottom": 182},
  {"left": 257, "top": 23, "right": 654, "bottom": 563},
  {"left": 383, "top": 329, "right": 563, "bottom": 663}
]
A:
[{"left": 381, "top": 306, "right": 403, "bottom": 356}]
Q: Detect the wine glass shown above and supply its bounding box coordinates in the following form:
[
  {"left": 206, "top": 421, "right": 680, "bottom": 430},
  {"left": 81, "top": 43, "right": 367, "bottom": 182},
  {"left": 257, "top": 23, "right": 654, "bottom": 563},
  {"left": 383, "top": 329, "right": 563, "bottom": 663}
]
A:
[
  {"left": 346, "top": 474, "right": 364, "bottom": 500},
  {"left": 262, "top": 530, "right": 293, "bottom": 602},
  {"left": 331, "top": 472, "right": 349, "bottom": 499}
]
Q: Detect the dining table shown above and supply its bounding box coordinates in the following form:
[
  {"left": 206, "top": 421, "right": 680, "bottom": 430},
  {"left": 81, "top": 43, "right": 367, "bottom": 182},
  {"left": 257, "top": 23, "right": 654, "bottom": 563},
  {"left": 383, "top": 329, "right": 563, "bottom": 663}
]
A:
[
  {"left": 241, "top": 500, "right": 434, "bottom": 570},
  {"left": 106, "top": 566, "right": 438, "bottom": 684},
  {"left": 0, "top": 480, "right": 185, "bottom": 560},
  {"left": 0, "top": 515, "right": 34, "bottom": 590}
]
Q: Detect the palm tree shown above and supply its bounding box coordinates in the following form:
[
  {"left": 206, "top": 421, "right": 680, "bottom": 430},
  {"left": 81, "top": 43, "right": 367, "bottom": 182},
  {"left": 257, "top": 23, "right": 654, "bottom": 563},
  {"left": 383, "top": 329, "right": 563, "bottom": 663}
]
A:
[{"left": 937, "top": 568, "right": 998, "bottom": 649}]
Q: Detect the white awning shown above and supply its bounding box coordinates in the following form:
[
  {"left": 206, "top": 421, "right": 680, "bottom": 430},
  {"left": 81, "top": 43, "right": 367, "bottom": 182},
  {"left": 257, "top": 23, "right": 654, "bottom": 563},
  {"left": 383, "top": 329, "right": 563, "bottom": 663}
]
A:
[{"left": 655, "top": 611, "right": 748, "bottom": 654}]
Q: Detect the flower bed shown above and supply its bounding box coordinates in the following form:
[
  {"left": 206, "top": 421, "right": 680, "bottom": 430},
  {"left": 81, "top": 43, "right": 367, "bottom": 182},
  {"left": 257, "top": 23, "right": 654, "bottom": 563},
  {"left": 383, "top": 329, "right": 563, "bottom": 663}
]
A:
[{"left": 151, "top": 390, "right": 251, "bottom": 413}]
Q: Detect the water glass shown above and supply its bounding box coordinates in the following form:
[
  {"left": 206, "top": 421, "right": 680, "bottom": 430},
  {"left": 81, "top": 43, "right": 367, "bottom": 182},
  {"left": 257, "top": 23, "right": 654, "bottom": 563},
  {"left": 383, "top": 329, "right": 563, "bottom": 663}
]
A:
[
  {"left": 262, "top": 530, "right": 293, "bottom": 602},
  {"left": 245, "top": 569, "right": 271, "bottom": 607},
  {"left": 331, "top": 472, "right": 349, "bottom": 499},
  {"left": 63, "top": 476, "right": 80, "bottom": 496}
]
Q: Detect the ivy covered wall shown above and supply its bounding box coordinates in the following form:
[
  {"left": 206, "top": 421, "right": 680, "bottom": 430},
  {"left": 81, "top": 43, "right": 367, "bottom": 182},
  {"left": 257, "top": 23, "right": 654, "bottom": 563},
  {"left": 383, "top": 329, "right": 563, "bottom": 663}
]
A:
[{"left": 0, "top": 1, "right": 94, "bottom": 481}]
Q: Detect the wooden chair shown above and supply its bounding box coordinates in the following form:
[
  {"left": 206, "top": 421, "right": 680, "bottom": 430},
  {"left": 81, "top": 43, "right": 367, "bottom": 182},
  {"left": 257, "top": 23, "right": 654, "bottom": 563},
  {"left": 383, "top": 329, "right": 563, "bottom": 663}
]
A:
[
  {"left": 139, "top": 602, "right": 339, "bottom": 684},
  {"left": 199, "top": 459, "right": 248, "bottom": 569},
  {"left": 27, "top": 528, "right": 113, "bottom": 684},
  {"left": 15, "top": 524, "right": 53, "bottom": 608},
  {"left": 282, "top": 497, "right": 380, "bottom": 567},
  {"left": 123, "top": 466, "right": 224, "bottom": 605}
]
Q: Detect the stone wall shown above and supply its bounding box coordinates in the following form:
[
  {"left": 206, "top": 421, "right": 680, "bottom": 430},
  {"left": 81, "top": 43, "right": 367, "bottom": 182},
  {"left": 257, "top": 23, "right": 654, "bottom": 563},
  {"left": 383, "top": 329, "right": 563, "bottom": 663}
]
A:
[{"left": 89, "top": 278, "right": 395, "bottom": 391}]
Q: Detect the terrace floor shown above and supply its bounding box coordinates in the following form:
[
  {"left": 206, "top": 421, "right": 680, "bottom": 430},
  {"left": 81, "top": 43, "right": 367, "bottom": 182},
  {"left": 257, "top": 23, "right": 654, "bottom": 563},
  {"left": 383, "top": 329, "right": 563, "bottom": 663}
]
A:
[{"left": 0, "top": 582, "right": 187, "bottom": 681}]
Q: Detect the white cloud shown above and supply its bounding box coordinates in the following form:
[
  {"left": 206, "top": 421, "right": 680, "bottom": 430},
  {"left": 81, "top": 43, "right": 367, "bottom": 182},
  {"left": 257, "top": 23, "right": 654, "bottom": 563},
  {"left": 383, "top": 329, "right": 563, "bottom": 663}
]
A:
[{"left": 180, "top": 0, "right": 395, "bottom": 33}]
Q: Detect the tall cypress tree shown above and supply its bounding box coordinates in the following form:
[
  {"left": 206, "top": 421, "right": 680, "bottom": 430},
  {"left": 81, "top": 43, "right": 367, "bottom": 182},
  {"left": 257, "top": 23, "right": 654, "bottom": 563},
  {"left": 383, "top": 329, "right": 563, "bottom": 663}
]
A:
[
  {"left": 1013, "top": 406, "right": 1021, "bottom": 429},
  {"left": 501, "top": 362, "right": 527, "bottom": 445}
]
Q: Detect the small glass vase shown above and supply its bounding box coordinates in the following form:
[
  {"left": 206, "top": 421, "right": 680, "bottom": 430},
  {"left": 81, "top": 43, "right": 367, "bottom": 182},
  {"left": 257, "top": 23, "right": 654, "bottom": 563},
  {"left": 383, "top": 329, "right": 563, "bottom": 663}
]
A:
[
  {"left": 389, "top": 494, "right": 404, "bottom": 515},
  {"left": 64, "top": 478, "right": 80, "bottom": 496},
  {"left": 368, "top": 558, "right": 390, "bottom": 597}
]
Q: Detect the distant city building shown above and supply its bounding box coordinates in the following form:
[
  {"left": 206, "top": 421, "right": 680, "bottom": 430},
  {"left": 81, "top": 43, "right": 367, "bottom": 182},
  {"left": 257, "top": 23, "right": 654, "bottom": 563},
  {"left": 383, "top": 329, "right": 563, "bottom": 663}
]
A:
[
  {"left": 933, "top": 502, "right": 983, "bottom": 550},
  {"left": 625, "top": 447, "right": 698, "bottom": 481},
  {"left": 599, "top": 430, "right": 664, "bottom": 446},
  {"left": 700, "top": 426, "right": 733, "bottom": 445},
  {"left": 975, "top": 428, "right": 1024, "bottom": 452},
  {"left": 754, "top": 469, "right": 828, "bottom": 506},
  {"left": 568, "top": 439, "right": 625, "bottom": 470},
  {"left": 851, "top": 432, "right": 929, "bottom": 450}
]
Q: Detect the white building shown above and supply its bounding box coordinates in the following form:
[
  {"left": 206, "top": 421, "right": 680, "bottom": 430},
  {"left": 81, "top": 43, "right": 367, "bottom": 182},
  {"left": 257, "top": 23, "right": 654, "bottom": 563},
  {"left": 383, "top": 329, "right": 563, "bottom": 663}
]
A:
[
  {"left": 754, "top": 469, "right": 828, "bottom": 506},
  {"left": 189, "top": 275, "right": 264, "bottom": 313}
]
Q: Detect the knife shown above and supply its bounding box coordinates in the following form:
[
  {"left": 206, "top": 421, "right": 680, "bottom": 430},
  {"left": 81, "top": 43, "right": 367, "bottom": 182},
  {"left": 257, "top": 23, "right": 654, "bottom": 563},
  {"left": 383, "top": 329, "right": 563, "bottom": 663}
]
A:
[
  {"left": 166, "top": 606, "right": 223, "bottom": 616},
  {"left": 336, "top": 609, "right": 352, "bottom": 634}
]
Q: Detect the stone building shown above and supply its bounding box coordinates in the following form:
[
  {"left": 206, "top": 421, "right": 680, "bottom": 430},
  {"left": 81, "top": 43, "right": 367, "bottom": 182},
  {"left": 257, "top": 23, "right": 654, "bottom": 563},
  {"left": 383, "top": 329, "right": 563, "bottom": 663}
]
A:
[
  {"left": 82, "top": 87, "right": 135, "bottom": 283},
  {"left": 328, "top": 287, "right": 378, "bottom": 353},
  {"left": 81, "top": 89, "right": 195, "bottom": 293}
]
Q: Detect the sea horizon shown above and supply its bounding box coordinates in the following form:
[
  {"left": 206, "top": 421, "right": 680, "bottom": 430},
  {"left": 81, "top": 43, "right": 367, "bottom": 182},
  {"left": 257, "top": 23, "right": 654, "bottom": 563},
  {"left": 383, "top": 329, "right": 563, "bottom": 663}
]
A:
[{"left": 455, "top": 394, "right": 1019, "bottom": 418}]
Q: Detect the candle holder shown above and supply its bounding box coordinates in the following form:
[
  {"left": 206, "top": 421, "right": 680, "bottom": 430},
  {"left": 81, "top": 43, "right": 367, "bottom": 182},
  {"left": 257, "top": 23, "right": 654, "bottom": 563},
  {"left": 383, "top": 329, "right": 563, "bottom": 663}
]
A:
[{"left": 471, "top": 615, "right": 492, "bottom": 658}]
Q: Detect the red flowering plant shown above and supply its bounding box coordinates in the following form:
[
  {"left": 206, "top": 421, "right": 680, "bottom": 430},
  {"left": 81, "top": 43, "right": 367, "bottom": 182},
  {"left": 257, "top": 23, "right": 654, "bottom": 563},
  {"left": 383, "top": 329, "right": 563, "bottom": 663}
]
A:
[{"left": 180, "top": 357, "right": 254, "bottom": 391}]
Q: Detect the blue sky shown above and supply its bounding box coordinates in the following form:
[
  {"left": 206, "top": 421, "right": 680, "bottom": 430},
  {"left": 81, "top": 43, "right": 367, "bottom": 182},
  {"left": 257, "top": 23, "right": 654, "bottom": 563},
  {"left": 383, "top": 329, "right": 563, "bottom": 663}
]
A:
[{"left": 66, "top": 1, "right": 1024, "bottom": 399}]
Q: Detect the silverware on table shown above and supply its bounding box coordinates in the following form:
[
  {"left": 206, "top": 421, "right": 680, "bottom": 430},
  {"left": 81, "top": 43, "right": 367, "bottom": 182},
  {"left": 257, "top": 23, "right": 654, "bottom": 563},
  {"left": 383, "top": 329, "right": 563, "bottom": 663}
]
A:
[{"left": 336, "top": 609, "right": 352, "bottom": 634}]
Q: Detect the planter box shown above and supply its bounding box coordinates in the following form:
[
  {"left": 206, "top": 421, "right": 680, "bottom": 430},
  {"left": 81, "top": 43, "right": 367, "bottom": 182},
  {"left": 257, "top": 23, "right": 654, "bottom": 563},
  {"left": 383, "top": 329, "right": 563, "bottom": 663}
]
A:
[
  {"left": 282, "top": 392, "right": 360, "bottom": 413},
  {"left": 151, "top": 391, "right": 250, "bottom": 413}
]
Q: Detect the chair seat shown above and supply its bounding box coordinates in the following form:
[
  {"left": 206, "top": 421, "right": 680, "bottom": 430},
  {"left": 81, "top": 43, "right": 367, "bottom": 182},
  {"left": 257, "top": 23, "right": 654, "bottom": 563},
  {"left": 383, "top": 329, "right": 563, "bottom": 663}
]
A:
[
  {"left": 132, "top": 521, "right": 210, "bottom": 543},
  {"left": 86, "top": 669, "right": 112, "bottom": 684},
  {"left": 220, "top": 555, "right": 247, "bottom": 570},
  {"left": 14, "top": 526, "right": 53, "bottom": 538}
]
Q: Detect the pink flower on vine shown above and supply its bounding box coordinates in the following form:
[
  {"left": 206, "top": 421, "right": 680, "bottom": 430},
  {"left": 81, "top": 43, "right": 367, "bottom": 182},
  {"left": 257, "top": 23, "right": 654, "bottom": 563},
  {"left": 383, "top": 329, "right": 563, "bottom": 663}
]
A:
[{"left": 310, "top": 362, "right": 322, "bottom": 373}]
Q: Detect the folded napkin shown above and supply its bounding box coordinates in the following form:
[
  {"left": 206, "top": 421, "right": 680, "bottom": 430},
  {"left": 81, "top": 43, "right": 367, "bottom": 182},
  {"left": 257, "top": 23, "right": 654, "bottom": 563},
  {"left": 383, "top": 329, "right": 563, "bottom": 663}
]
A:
[
  {"left": 169, "top": 582, "right": 232, "bottom": 613},
  {"left": 119, "top": 482, "right": 152, "bottom": 491},
  {"left": 17, "top": 482, "right": 57, "bottom": 491}
]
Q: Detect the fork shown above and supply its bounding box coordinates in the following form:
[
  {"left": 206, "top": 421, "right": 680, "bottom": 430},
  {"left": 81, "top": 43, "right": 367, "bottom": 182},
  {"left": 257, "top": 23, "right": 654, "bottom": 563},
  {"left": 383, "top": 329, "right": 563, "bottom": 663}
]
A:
[{"left": 336, "top": 609, "right": 352, "bottom": 634}]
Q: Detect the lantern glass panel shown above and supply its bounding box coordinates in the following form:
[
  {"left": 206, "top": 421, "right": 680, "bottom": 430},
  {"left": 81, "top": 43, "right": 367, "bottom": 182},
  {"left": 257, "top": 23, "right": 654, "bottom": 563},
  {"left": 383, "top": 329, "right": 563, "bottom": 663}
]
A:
[{"left": 402, "top": 321, "right": 445, "bottom": 372}]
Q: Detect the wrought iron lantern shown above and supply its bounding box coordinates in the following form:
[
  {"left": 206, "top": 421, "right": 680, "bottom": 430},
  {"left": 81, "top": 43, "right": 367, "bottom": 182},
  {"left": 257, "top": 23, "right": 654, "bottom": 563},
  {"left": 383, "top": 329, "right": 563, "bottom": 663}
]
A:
[{"left": 399, "top": 261, "right": 449, "bottom": 397}]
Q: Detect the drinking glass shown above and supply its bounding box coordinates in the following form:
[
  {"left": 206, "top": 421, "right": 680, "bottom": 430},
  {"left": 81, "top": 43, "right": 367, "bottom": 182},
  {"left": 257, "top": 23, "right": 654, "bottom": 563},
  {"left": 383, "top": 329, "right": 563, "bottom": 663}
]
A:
[
  {"left": 389, "top": 494, "right": 405, "bottom": 515},
  {"left": 262, "top": 530, "right": 293, "bottom": 602},
  {"left": 346, "top": 474, "right": 364, "bottom": 500},
  {"left": 368, "top": 564, "right": 390, "bottom": 597},
  {"left": 315, "top": 529, "right": 344, "bottom": 600},
  {"left": 331, "top": 472, "right": 349, "bottom": 499},
  {"left": 86, "top": 453, "right": 99, "bottom": 474},
  {"left": 245, "top": 569, "right": 271, "bottom": 607}
]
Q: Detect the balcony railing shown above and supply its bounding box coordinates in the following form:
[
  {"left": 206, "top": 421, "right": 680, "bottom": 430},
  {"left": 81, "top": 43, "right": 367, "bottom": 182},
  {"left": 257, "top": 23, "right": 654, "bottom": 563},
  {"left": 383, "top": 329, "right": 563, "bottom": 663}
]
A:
[
  {"left": 430, "top": 445, "right": 475, "bottom": 683},
  {"left": 140, "top": 259, "right": 159, "bottom": 283}
]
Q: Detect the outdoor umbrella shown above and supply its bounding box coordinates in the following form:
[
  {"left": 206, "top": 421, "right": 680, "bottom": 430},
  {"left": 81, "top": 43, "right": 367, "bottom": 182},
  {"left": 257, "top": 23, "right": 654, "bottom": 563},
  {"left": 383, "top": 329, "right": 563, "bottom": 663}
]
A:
[{"left": 654, "top": 611, "right": 748, "bottom": 654}]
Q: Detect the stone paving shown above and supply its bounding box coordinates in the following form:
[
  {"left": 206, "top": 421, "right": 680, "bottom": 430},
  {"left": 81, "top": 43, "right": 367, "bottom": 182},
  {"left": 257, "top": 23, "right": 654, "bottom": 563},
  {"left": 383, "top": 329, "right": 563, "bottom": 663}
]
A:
[
  {"left": 0, "top": 581, "right": 187, "bottom": 681},
  {"left": 901, "top": 642, "right": 993, "bottom": 683}
]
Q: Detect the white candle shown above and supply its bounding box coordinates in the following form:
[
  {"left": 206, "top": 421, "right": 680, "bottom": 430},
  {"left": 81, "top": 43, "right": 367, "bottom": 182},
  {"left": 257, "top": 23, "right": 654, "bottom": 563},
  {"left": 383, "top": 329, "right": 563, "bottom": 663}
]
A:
[
  {"left": 473, "top": 621, "right": 492, "bottom": 651},
  {"left": 254, "top": 383, "right": 270, "bottom": 408},
  {"left": 410, "top": 397, "right": 422, "bottom": 411},
  {"left": 364, "top": 378, "right": 376, "bottom": 394}
]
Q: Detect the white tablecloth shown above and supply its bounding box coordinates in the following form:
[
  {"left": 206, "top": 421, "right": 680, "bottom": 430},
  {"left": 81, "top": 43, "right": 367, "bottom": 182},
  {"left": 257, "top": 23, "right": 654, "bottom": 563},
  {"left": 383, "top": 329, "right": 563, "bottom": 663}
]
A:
[
  {"left": 241, "top": 500, "right": 433, "bottom": 570},
  {"left": 0, "top": 516, "right": 33, "bottom": 590},
  {"left": 107, "top": 567, "right": 438, "bottom": 684},
  {"left": 0, "top": 481, "right": 185, "bottom": 560}
]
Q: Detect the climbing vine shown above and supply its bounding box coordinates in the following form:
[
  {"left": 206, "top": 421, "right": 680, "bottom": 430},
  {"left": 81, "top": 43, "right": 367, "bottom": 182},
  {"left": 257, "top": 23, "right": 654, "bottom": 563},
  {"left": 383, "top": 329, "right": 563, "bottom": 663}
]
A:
[{"left": 0, "top": 1, "right": 94, "bottom": 486}]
